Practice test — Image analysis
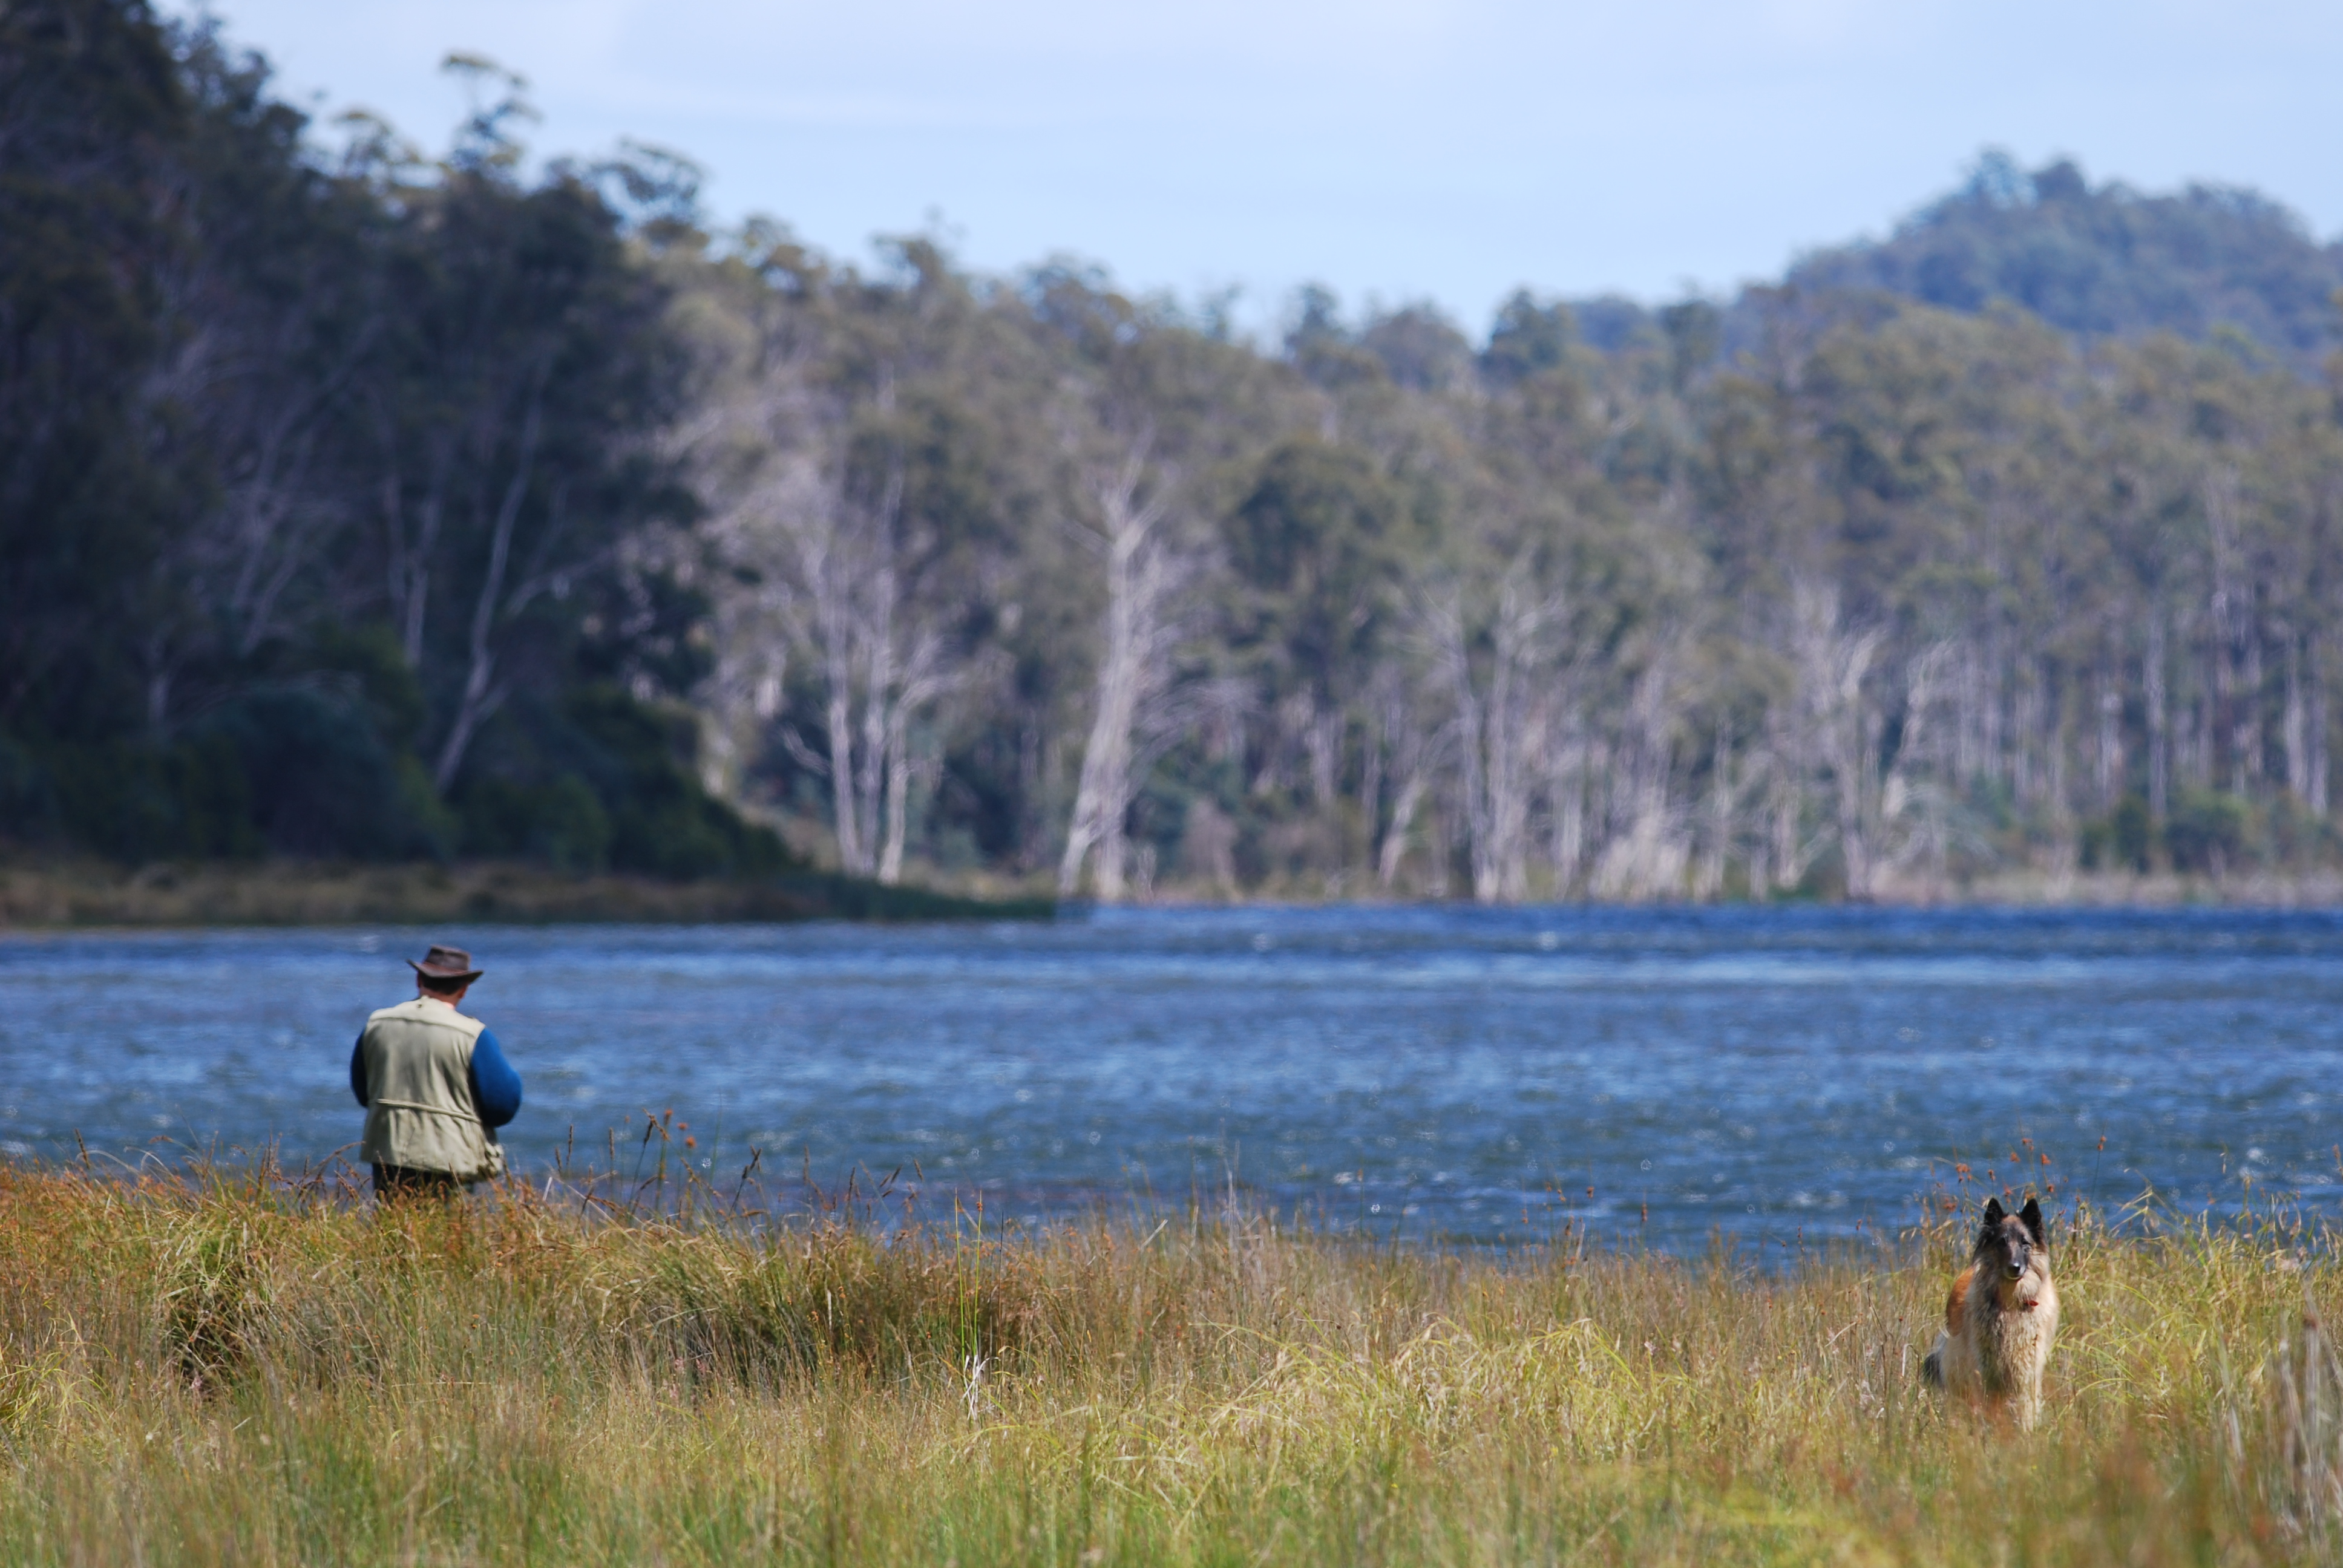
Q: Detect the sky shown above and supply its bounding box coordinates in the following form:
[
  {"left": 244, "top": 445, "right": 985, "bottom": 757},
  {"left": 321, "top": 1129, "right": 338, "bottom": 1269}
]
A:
[{"left": 175, "top": 0, "right": 2343, "bottom": 339}]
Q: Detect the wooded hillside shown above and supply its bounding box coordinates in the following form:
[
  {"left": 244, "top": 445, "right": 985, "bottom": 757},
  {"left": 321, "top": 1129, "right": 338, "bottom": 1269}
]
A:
[{"left": 6, "top": 0, "right": 2342, "bottom": 901}]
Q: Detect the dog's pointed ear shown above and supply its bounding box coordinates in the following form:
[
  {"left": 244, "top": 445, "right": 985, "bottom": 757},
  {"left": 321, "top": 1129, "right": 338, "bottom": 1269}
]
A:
[
  {"left": 2019, "top": 1197, "right": 2045, "bottom": 1246},
  {"left": 1982, "top": 1197, "right": 2006, "bottom": 1227}
]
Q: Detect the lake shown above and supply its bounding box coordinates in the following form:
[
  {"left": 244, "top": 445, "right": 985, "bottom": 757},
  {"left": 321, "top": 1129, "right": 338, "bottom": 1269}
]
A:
[{"left": 2, "top": 905, "right": 2338, "bottom": 1250}]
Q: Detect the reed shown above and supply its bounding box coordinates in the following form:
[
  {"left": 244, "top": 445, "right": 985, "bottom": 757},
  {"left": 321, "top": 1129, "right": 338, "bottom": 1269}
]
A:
[{"left": 0, "top": 1156, "right": 2329, "bottom": 1564}]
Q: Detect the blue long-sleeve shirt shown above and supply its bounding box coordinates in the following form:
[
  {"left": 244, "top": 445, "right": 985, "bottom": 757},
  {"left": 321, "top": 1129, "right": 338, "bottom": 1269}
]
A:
[{"left": 349, "top": 1027, "right": 523, "bottom": 1128}]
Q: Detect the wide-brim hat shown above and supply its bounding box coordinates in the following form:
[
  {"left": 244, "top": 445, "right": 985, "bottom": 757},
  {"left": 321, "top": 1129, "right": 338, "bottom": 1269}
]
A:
[{"left": 408, "top": 944, "right": 483, "bottom": 984}]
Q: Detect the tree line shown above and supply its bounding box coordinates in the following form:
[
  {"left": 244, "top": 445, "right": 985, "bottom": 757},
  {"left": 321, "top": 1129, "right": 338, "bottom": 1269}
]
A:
[
  {"left": 1, "top": 2, "right": 781, "bottom": 875},
  {"left": 6, "top": 0, "right": 2342, "bottom": 900}
]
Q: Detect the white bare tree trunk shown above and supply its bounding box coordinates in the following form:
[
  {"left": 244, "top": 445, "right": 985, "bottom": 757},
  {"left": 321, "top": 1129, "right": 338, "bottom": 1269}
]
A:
[
  {"left": 824, "top": 691, "right": 865, "bottom": 871},
  {"left": 1060, "top": 436, "right": 1184, "bottom": 901},
  {"left": 1425, "top": 569, "right": 1560, "bottom": 904},
  {"left": 1378, "top": 769, "right": 1427, "bottom": 889},
  {"left": 880, "top": 730, "right": 915, "bottom": 883},
  {"left": 1879, "top": 641, "right": 1954, "bottom": 891},
  {"left": 1694, "top": 724, "right": 1731, "bottom": 900},
  {"left": 799, "top": 483, "right": 871, "bottom": 875},
  {"left": 433, "top": 374, "right": 549, "bottom": 791},
  {"left": 856, "top": 574, "right": 894, "bottom": 871},
  {"left": 1547, "top": 723, "right": 1586, "bottom": 894},
  {"left": 2283, "top": 624, "right": 2309, "bottom": 805},
  {"left": 2145, "top": 611, "right": 2169, "bottom": 820},
  {"left": 874, "top": 626, "right": 952, "bottom": 886},
  {"left": 2094, "top": 659, "right": 2122, "bottom": 812},
  {"left": 1792, "top": 579, "right": 1884, "bottom": 899},
  {"left": 2312, "top": 630, "right": 2332, "bottom": 816},
  {"left": 673, "top": 381, "right": 796, "bottom": 805},
  {"left": 1590, "top": 661, "right": 1685, "bottom": 901},
  {"left": 1769, "top": 766, "right": 1803, "bottom": 892},
  {"left": 1372, "top": 672, "right": 1438, "bottom": 890},
  {"left": 692, "top": 365, "right": 960, "bottom": 883},
  {"left": 2206, "top": 466, "right": 2253, "bottom": 794}
]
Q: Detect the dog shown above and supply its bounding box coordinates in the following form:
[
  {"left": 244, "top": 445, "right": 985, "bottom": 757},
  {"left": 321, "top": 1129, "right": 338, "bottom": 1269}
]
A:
[{"left": 1921, "top": 1195, "right": 2059, "bottom": 1429}]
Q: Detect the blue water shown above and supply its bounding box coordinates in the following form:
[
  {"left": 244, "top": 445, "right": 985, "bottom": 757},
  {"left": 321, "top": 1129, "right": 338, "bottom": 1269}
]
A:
[{"left": 2, "top": 906, "right": 2339, "bottom": 1250}]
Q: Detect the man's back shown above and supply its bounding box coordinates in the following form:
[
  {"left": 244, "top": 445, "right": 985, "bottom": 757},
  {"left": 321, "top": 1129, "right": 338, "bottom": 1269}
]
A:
[
  {"left": 358, "top": 995, "right": 493, "bottom": 1178},
  {"left": 350, "top": 944, "right": 522, "bottom": 1192}
]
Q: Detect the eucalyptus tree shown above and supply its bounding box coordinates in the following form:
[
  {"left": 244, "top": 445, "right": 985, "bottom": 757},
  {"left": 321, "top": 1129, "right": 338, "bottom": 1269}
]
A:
[
  {"left": 681, "top": 232, "right": 1073, "bottom": 881},
  {"left": 1040, "top": 270, "right": 1299, "bottom": 899},
  {"left": 356, "top": 60, "right": 690, "bottom": 794},
  {"left": 137, "top": 22, "right": 385, "bottom": 722},
  {"left": 0, "top": 0, "right": 192, "bottom": 734},
  {"left": 1057, "top": 432, "right": 1185, "bottom": 899},
  {"left": 1222, "top": 439, "right": 1413, "bottom": 870}
]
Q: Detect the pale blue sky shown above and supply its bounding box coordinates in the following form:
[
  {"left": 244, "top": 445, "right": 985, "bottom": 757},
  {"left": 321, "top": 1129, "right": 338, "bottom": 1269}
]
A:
[{"left": 179, "top": 0, "right": 2343, "bottom": 336}]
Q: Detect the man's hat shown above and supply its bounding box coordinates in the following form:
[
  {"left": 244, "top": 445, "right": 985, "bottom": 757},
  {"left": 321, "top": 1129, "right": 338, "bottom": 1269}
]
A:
[{"left": 408, "top": 944, "right": 483, "bottom": 984}]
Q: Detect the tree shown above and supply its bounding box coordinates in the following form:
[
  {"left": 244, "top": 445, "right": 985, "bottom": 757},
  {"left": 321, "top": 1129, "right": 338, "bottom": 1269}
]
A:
[
  {"left": 359, "top": 60, "right": 689, "bottom": 793},
  {"left": 1224, "top": 440, "right": 1408, "bottom": 836},
  {"left": 1058, "top": 433, "right": 1193, "bottom": 898},
  {"left": 0, "top": 0, "right": 190, "bottom": 734},
  {"left": 1421, "top": 562, "right": 1562, "bottom": 902}
]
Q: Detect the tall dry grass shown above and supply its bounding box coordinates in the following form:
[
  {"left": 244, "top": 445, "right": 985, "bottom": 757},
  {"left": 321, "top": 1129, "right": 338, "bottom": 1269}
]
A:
[{"left": 0, "top": 1155, "right": 2332, "bottom": 1565}]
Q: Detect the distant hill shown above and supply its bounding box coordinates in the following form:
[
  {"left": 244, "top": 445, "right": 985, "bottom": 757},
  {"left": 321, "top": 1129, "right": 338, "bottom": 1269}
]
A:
[
  {"left": 1564, "top": 154, "right": 2343, "bottom": 367},
  {"left": 1771, "top": 152, "right": 2343, "bottom": 364}
]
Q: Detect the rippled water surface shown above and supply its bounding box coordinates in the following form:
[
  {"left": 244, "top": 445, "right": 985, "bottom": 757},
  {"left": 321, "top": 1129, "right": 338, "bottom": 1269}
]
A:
[{"left": 3, "top": 906, "right": 2339, "bottom": 1249}]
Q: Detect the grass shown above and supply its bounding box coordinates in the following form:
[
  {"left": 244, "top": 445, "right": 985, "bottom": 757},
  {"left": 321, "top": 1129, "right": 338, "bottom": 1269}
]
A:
[{"left": 0, "top": 1157, "right": 2333, "bottom": 1565}]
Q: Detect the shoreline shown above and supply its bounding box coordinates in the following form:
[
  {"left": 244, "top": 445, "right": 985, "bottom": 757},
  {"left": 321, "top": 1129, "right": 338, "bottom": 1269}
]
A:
[
  {"left": 0, "top": 857, "right": 1054, "bottom": 929},
  {"left": 4, "top": 855, "right": 2341, "bottom": 929}
]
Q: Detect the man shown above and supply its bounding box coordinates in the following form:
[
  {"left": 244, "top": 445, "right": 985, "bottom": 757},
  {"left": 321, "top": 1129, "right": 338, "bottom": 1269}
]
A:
[{"left": 349, "top": 943, "right": 522, "bottom": 1198}]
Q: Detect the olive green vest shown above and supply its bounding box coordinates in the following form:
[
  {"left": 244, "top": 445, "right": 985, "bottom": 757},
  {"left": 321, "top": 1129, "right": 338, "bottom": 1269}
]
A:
[{"left": 357, "top": 996, "right": 505, "bottom": 1181}]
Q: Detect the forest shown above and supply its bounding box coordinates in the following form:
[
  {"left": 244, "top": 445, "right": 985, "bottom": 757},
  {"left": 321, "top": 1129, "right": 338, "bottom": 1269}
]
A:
[{"left": 6, "top": 0, "right": 2343, "bottom": 901}]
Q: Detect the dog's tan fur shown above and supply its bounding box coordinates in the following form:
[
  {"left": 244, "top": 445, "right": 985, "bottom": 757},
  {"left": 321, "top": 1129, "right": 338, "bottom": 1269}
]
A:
[{"left": 1921, "top": 1196, "right": 2059, "bottom": 1429}]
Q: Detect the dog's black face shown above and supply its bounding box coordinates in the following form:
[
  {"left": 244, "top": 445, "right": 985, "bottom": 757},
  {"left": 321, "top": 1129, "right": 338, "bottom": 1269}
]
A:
[{"left": 1974, "top": 1196, "right": 2047, "bottom": 1281}]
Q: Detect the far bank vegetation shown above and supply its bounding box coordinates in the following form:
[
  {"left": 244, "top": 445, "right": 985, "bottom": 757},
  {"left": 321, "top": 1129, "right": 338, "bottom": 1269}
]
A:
[{"left": 8, "top": 4, "right": 2343, "bottom": 904}]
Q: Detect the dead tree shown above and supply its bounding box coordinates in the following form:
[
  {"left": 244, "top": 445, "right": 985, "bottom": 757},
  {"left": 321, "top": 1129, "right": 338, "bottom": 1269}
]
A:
[
  {"left": 1060, "top": 435, "right": 1190, "bottom": 901},
  {"left": 1590, "top": 655, "right": 1686, "bottom": 901},
  {"left": 694, "top": 367, "right": 959, "bottom": 884},
  {"left": 1423, "top": 564, "right": 1562, "bottom": 903},
  {"left": 1791, "top": 579, "right": 1884, "bottom": 898}
]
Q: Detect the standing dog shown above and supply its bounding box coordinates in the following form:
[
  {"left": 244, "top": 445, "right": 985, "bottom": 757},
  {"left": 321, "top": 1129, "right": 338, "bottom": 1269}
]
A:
[{"left": 1921, "top": 1196, "right": 2059, "bottom": 1429}]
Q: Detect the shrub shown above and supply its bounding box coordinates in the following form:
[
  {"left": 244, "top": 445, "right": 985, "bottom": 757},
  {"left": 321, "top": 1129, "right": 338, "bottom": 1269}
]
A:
[
  {"left": 2081, "top": 791, "right": 2156, "bottom": 873},
  {"left": 2166, "top": 788, "right": 2253, "bottom": 874},
  {"left": 460, "top": 774, "right": 613, "bottom": 873}
]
